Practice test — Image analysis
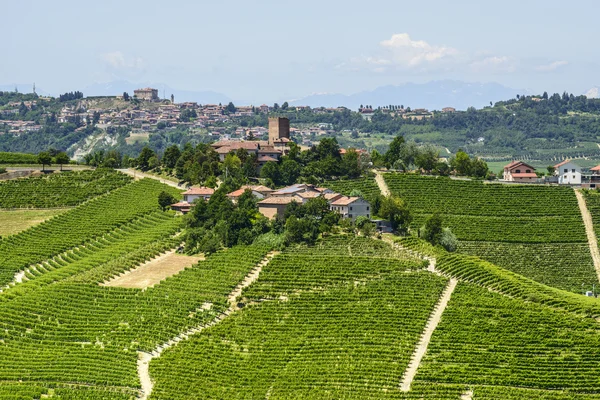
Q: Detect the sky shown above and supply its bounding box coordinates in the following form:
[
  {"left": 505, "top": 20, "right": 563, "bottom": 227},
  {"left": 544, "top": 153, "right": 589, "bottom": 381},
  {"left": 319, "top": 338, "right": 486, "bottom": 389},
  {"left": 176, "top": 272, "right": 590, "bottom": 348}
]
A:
[{"left": 2, "top": 0, "right": 599, "bottom": 103}]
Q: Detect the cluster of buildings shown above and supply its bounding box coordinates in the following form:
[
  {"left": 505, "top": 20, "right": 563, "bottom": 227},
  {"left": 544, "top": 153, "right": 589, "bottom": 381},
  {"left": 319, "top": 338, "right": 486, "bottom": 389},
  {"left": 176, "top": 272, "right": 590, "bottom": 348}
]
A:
[
  {"left": 0, "top": 120, "right": 42, "bottom": 135},
  {"left": 171, "top": 183, "right": 373, "bottom": 222},
  {"left": 358, "top": 105, "right": 454, "bottom": 121},
  {"left": 502, "top": 159, "right": 600, "bottom": 188}
]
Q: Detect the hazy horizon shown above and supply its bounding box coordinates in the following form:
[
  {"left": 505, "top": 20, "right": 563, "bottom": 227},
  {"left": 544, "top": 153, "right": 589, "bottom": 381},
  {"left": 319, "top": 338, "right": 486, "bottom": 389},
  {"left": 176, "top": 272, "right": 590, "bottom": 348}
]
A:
[{"left": 2, "top": 0, "right": 599, "bottom": 103}]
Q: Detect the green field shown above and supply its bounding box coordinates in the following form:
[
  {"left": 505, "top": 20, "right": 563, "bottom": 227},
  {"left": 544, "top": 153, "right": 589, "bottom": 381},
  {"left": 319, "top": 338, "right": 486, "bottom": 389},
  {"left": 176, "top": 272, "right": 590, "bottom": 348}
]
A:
[
  {"left": 1, "top": 171, "right": 600, "bottom": 399},
  {"left": 0, "top": 208, "right": 68, "bottom": 237}
]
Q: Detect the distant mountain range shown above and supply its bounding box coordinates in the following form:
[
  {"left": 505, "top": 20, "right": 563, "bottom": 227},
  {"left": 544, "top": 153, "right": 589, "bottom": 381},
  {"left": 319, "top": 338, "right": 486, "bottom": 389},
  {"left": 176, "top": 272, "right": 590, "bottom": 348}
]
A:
[{"left": 289, "top": 81, "right": 526, "bottom": 111}]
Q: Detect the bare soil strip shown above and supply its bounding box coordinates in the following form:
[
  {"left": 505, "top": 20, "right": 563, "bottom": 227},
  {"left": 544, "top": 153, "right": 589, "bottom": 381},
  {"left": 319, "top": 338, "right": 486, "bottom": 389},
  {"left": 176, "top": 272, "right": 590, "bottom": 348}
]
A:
[
  {"left": 117, "top": 168, "right": 182, "bottom": 189},
  {"left": 460, "top": 389, "right": 474, "bottom": 399},
  {"left": 574, "top": 189, "right": 600, "bottom": 282},
  {"left": 103, "top": 251, "right": 204, "bottom": 289},
  {"left": 137, "top": 251, "right": 279, "bottom": 400},
  {"left": 372, "top": 169, "right": 391, "bottom": 197},
  {"left": 400, "top": 278, "right": 458, "bottom": 392}
]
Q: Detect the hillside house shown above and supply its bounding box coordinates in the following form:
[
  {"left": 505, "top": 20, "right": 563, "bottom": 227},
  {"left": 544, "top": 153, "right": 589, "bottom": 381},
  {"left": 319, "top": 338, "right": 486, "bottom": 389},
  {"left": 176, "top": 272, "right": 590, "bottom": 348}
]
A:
[
  {"left": 503, "top": 161, "right": 538, "bottom": 183},
  {"left": 554, "top": 160, "right": 582, "bottom": 185},
  {"left": 330, "top": 197, "right": 371, "bottom": 221},
  {"left": 182, "top": 187, "right": 214, "bottom": 203},
  {"left": 227, "top": 185, "right": 274, "bottom": 203},
  {"left": 258, "top": 196, "right": 303, "bottom": 219}
]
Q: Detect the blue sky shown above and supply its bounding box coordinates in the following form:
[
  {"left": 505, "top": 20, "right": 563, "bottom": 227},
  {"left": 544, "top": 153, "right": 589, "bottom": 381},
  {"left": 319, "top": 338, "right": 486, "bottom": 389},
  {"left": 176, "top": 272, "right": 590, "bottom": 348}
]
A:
[{"left": 2, "top": 0, "right": 599, "bottom": 102}]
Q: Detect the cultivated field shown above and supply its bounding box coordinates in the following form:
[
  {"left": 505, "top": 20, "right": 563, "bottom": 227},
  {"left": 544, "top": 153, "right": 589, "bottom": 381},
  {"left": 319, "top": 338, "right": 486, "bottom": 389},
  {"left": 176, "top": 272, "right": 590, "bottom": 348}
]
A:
[
  {"left": 1, "top": 171, "right": 600, "bottom": 399},
  {"left": 0, "top": 208, "right": 68, "bottom": 236}
]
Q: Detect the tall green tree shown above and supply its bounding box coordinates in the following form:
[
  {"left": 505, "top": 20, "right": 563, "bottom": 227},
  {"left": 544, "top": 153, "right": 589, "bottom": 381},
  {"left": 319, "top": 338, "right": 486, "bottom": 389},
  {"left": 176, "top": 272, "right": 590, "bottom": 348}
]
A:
[
  {"left": 54, "top": 152, "right": 70, "bottom": 171},
  {"left": 37, "top": 151, "right": 52, "bottom": 171}
]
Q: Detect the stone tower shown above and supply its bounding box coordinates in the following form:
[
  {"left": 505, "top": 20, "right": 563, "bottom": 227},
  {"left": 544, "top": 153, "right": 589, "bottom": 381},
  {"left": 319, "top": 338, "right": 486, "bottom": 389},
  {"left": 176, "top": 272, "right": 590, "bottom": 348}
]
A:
[{"left": 268, "top": 117, "right": 290, "bottom": 145}]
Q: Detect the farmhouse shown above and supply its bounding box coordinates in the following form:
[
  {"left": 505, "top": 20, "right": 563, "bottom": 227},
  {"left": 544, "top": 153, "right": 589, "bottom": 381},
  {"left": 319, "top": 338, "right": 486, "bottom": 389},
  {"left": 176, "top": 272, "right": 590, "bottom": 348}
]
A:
[
  {"left": 182, "top": 187, "right": 214, "bottom": 203},
  {"left": 257, "top": 196, "right": 303, "bottom": 219},
  {"left": 503, "top": 161, "right": 538, "bottom": 183},
  {"left": 330, "top": 196, "right": 371, "bottom": 221},
  {"left": 554, "top": 160, "right": 581, "bottom": 185},
  {"left": 227, "top": 185, "right": 274, "bottom": 203}
]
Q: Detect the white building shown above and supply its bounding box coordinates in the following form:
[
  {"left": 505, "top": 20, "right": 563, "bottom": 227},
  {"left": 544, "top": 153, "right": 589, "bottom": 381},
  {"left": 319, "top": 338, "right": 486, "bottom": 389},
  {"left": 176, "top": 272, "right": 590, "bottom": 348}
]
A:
[
  {"left": 182, "top": 187, "right": 215, "bottom": 203},
  {"left": 330, "top": 197, "right": 371, "bottom": 221},
  {"left": 554, "top": 160, "right": 581, "bottom": 185}
]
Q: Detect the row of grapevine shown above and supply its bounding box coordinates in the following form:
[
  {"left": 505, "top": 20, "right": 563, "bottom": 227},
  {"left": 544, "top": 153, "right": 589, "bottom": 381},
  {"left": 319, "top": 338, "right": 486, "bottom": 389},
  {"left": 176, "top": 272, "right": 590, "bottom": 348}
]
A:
[
  {"left": 149, "top": 237, "right": 446, "bottom": 399},
  {"left": 0, "top": 245, "right": 269, "bottom": 388},
  {"left": 415, "top": 283, "right": 600, "bottom": 396},
  {"left": 457, "top": 241, "right": 597, "bottom": 293},
  {"left": 383, "top": 174, "right": 580, "bottom": 217},
  {"left": 0, "top": 169, "right": 132, "bottom": 208},
  {"left": 0, "top": 210, "right": 182, "bottom": 301},
  {"left": 0, "top": 152, "right": 38, "bottom": 164},
  {"left": 0, "top": 178, "right": 181, "bottom": 286}
]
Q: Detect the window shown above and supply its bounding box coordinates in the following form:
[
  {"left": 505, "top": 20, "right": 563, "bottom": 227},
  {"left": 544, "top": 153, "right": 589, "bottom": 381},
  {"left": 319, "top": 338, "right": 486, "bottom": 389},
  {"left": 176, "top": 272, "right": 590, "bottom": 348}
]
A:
[
  {"left": 572, "top": 169, "right": 576, "bottom": 173},
  {"left": 350, "top": 206, "right": 353, "bottom": 211},
  {"left": 564, "top": 169, "right": 568, "bottom": 173},
  {"left": 526, "top": 169, "right": 531, "bottom": 173},
  {"left": 367, "top": 214, "right": 370, "bottom": 218},
  {"left": 348, "top": 214, "right": 352, "bottom": 218},
  {"left": 573, "top": 175, "right": 576, "bottom": 179},
  {"left": 367, "top": 206, "right": 370, "bottom": 211},
  {"left": 515, "top": 169, "right": 521, "bottom": 173}
]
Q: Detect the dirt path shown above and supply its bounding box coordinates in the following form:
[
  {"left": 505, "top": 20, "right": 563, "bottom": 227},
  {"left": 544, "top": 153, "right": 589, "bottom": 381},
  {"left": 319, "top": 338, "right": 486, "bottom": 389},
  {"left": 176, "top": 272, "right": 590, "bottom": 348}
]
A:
[
  {"left": 372, "top": 170, "right": 390, "bottom": 197},
  {"left": 103, "top": 251, "right": 203, "bottom": 289},
  {"left": 460, "top": 389, "right": 473, "bottom": 400},
  {"left": 574, "top": 190, "right": 600, "bottom": 282},
  {"left": 400, "top": 278, "right": 458, "bottom": 392},
  {"left": 136, "top": 251, "right": 279, "bottom": 400},
  {"left": 117, "top": 169, "right": 182, "bottom": 189}
]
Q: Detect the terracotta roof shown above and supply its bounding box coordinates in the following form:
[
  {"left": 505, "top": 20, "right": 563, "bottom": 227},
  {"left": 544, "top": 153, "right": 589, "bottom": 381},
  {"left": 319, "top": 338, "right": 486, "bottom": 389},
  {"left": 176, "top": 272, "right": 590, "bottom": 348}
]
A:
[
  {"left": 258, "top": 196, "right": 303, "bottom": 205},
  {"left": 591, "top": 165, "right": 600, "bottom": 171},
  {"left": 554, "top": 159, "right": 572, "bottom": 168},
  {"left": 504, "top": 160, "right": 536, "bottom": 171},
  {"left": 258, "top": 155, "right": 278, "bottom": 162},
  {"left": 324, "top": 193, "right": 343, "bottom": 201},
  {"left": 331, "top": 196, "right": 362, "bottom": 206},
  {"left": 182, "top": 187, "right": 215, "bottom": 195},
  {"left": 227, "top": 185, "right": 274, "bottom": 199},
  {"left": 171, "top": 201, "right": 191, "bottom": 207},
  {"left": 297, "top": 191, "right": 321, "bottom": 199},
  {"left": 511, "top": 173, "right": 538, "bottom": 178}
]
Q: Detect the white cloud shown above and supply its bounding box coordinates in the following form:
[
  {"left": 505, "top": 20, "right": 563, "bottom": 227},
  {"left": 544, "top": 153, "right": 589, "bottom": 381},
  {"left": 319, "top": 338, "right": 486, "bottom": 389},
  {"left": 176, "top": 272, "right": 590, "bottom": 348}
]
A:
[
  {"left": 470, "top": 56, "right": 517, "bottom": 73},
  {"left": 101, "top": 51, "right": 145, "bottom": 70},
  {"left": 379, "top": 33, "right": 459, "bottom": 67},
  {"left": 535, "top": 60, "right": 568, "bottom": 72}
]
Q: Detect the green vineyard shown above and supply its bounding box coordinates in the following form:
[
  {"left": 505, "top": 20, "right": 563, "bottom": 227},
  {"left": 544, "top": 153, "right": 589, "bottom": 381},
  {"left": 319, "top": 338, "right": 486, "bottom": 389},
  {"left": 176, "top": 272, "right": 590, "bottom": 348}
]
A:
[
  {"left": 0, "top": 169, "right": 599, "bottom": 399},
  {"left": 0, "top": 169, "right": 132, "bottom": 208}
]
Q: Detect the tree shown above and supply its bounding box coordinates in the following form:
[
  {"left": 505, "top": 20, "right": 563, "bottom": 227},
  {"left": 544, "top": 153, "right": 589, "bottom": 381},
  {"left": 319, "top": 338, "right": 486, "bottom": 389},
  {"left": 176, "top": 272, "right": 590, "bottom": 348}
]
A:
[
  {"left": 163, "top": 145, "right": 181, "bottom": 169},
  {"left": 137, "top": 146, "right": 156, "bottom": 171},
  {"left": 37, "top": 151, "right": 52, "bottom": 171},
  {"left": 123, "top": 92, "right": 130, "bottom": 101},
  {"left": 422, "top": 212, "right": 444, "bottom": 245},
  {"left": 379, "top": 196, "right": 412, "bottom": 234},
  {"left": 226, "top": 102, "right": 237, "bottom": 113},
  {"left": 547, "top": 166, "right": 556, "bottom": 176},
  {"left": 54, "top": 152, "right": 70, "bottom": 171},
  {"left": 281, "top": 101, "right": 289, "bottom": 110},
  {"left": 280, "top": 159, "right": 301, "bottom": 186},
  {"left": 92, "top": 111, "right": 100, "bottom": 124},
  {"left": 384, "top": 135, "right": 405, "bottom": 166},
  {"left": 158, "top": 191, "right": 177, "bottom": 211},
  {"left": 470, "top": 158, "right": 489, "bottom": 178},
  {"left": 414, "top": 145, "right": 439, "bottom": 172},
  {"left": 273, "top": 103, "right": 280, "bottom": 110},
  {"left": 439, "top": 228, "right": 458, "bottom": 252},
  {"left": 260, "top": 161, "right": 281, "bottom": 186},
  {"left": 450, "top": 150, "right": 471, "bottom": 176}
]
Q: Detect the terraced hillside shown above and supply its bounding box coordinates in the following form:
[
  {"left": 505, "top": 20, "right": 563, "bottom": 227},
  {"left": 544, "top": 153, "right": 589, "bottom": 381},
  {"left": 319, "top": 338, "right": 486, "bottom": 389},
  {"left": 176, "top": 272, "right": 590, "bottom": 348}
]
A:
[
  {"left": 0, "top": 169, "right": 132, "bottom": 208},
  {"left": 384, "top": 174, "right": 596, "bottom": 292}
]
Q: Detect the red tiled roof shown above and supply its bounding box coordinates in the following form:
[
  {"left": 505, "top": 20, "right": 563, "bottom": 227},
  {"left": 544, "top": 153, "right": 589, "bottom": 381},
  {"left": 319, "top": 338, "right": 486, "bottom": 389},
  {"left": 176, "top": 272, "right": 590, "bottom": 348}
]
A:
[
  {"left": 228, "top": 185, "right": 273, "bottom": 198},
  {"left": 258, "top": 196, "right": 303, "bottom": 205},
  {"left": 511, "top": 173, "right": 538, "bottom": 178},
  {"left": 182, "top": 187, "right": 215, "bottom": 195},
  {"left": 171, "top": 201, "right": 191, "bottom": 207},
  {"left": 331, "top": 196, "right": 361, "bottom": 206},
  {"left": 504, "top": 160, "right": 536, "bottom": 171},
  {"left": 591, "top": 165, "right": 600, "bottom": 171},
  {"left": 258, "top": 155, "right": 278, "bottom": 162}
]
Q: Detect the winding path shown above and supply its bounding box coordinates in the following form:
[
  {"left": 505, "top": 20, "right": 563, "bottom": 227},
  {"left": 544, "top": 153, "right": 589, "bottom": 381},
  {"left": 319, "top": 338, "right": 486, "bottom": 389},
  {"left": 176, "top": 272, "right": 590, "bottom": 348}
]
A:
[
  {"left": 574, "top": 189, "right": 600, "bottom": 282},
  {"left": 372, "top": 169, "right": 390, "bottom": 197},
  {"left": 136, "top": 251, "right": 279, "bottom": 400},
  {"left": 400, "top": 278, "right": 458, "bottom": 392},
  {"left": 118, "top": 169, "right": 183, "bottom": 189}
]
